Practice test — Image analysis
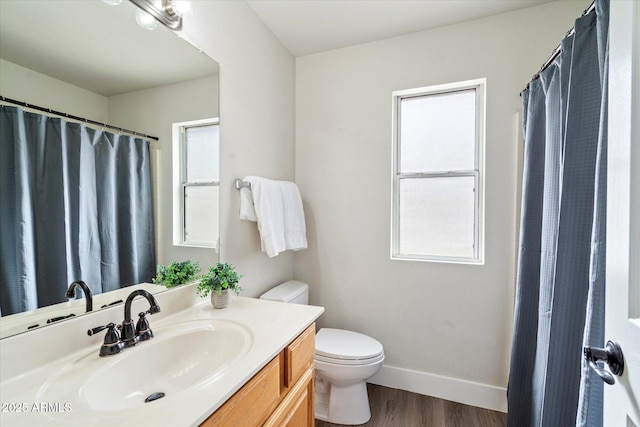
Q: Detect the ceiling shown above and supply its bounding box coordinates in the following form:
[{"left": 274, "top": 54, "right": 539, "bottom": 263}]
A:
[
  {"left": 0, "top": 0, "right": 559, "bottom": 96},
  {"left": 246, "top": 0, "right": 558, "bottom": 57}
]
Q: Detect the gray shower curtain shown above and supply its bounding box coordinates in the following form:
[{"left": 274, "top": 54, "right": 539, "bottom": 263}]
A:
[
  {"left": 507, "top": 0, "right": 609, "bottom": 426},
  {"left": 0, "top": 106, "right": 155, "bottom": 316}
]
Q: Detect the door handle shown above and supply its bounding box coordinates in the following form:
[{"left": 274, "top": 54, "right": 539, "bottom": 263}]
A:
[{"left": 583, "top": 340, "right": 624, "bottom": 385}]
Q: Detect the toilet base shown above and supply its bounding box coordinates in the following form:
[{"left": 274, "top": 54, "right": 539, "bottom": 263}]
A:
[{"left": 315, "top": 377, "right": 371, "bottom": 425}]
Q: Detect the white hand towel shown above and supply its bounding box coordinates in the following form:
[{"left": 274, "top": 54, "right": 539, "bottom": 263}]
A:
[
  {"left": 280, "top": 181, "right": 307, "bottom": 252},
  {"left": 240, "top": 176, "right": 307, "bottom": 257},
  {"left": 239, "top": 185, "right": 257, "bottom": 222}
]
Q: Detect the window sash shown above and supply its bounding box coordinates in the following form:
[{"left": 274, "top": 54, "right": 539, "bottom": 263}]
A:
[
  {"left": 181, "top": 181, "right": 220, "bottom": 245},
  {"left": 184, "top": 124, "right": 219, "bottom": 183},
  {"left": 399, "top": 89, "right": 477, "bottom": 174},
  {"left": 395, "top": 173, "right": 479, "bottom": 261}
]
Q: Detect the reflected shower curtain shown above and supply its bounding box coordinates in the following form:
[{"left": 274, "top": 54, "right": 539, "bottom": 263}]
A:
[
  {"left": 507, "top": 0, "right": 609, "bottom": 426},
  {"left": 0, "top": 106, "right": 155, "bottom": 316}
]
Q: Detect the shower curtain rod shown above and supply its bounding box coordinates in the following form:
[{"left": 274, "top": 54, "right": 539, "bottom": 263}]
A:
[
  {"left": 0, "top": 95, "right": 159, "bottom": 141},
  {"left": 525, "top": 0, "right": 596, "bottom": 90}
]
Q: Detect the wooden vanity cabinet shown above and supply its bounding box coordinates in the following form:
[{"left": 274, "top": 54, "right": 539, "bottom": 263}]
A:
[{"left": 201, "top": 323, "right": 316, "bottom": 427}]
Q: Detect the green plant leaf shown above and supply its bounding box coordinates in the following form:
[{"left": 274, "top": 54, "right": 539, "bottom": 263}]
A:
[
  {"left": 152, "top": 260, "right": 200, "bottom": 288},
  {"left": 196, "top": 262, "right": 244, "bottom": 297}
]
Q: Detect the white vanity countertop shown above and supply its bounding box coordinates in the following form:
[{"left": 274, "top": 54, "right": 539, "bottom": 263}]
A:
[{"left": 0, "top": 289, "right": 324, "bottom": 427}]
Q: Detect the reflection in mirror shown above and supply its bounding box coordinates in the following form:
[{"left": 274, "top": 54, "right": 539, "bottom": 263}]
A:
[
  {"left": 173, "top": 118, "right": 220, "bottom": 249},
  {"left": 0, "top": 0, "right": 219, "bottom": 338}
]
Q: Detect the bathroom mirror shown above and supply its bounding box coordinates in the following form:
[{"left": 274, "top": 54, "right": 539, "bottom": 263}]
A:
[{"left": 0, "top": 0, "right": 219, "bottom": 338}]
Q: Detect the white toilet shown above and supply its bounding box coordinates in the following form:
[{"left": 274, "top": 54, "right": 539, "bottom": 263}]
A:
[{"left": 260, "top": 280, "right": 385, "bottom": 425}]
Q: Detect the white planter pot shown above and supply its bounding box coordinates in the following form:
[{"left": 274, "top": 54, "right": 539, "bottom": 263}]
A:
[{"left": 211, "top": 289, "right": 230, "bottom": 309}]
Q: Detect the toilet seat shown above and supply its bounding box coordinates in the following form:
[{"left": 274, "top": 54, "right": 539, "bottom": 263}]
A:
[
  {"left": 315, "top": 352, "right": 385, "bottom": 366},
  {"left": 315, "top": 328, "right": 384, "bottom": 365}
]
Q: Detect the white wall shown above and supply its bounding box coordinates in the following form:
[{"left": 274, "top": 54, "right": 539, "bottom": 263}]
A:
[
  {"left": 178, "top": 1, "right": 297, "bottom": 297},
  {"left": 0, "top": 59, "right": 108, "bottom": 122},
  {"left": 294, "top": 1, "right": 587, "bottom": 412},
  {"left": 107, "top": 76, "right": 219, "bottom": 270}
]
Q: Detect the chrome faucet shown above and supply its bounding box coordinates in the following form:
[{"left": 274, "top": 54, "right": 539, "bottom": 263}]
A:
[
  {"left": 65, "top": 280, "right": 93, "bottom": 313},
  {"left": 120, "top": 290, "right": 161, "bottom": 348}
]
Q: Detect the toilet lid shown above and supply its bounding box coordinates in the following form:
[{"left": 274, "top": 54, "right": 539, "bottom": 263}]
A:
[{"left": 315, "top": 328, "right": 384, "bottom": 361}]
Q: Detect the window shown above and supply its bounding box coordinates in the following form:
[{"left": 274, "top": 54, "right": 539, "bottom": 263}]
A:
[
  {"left": 391, "top": 79, "right": 485, "bottom": 263},
  {"left": 172, "top": 118, "right": 219, "bottom": 248}
]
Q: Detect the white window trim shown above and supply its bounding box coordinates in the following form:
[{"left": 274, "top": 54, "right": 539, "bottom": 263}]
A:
[
  {"left": 172, "top": 117, "right": 220, "bottom": 250},
  {"left": 390, "top": 78, "right": 486, "bottom": 264}
]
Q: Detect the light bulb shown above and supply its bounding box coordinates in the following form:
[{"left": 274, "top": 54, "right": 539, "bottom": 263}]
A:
[
  {"left": 170, "top": 0, "right": 192, "bottom": 17},
  {"left": 102, "top": 0, "right": 123, "bottom": 5},
  {"left": 135, "top": 8, "right": 158, "bottom": 30}
]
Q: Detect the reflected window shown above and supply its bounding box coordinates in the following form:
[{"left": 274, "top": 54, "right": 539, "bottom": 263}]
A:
[
  {"left": 172, "top": 118, "right": 219, "bottom": 248},
  {"left": 391, "top": 79, "right": 485, "bottom": 264}
]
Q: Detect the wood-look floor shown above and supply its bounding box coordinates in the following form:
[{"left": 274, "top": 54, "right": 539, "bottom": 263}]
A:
[{"left": 315, "top": 384, "right": 507, "bottom": 427}]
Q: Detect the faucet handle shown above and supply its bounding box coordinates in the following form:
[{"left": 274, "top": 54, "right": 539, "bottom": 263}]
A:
[
  {"left": 87, "top": 323, "right": 124, "bottom": 357},
  {"left": 87, "top": 323, "right": 113, "bottom": 336},
  {"left": 136, "top": 312, "right": 154, "bottom": 342}
]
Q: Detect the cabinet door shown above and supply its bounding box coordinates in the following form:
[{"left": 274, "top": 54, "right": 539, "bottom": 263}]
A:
[
  {"left": 201, "top": 356, "right": 281, "bottom": 427},
  {"left": 285, "top": 324, "right": 316, "bottom": 388},
  {"left": 265, "top": 367, "right": 314, "bottom": 427}
]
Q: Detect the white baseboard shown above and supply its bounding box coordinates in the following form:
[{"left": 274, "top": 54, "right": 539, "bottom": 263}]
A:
[{"left": 368, "top": 365, "right": 508, "bottom": 413}]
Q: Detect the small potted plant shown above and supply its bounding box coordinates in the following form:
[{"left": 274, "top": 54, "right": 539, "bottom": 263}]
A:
[
  {"left": 197, "top": 262, "right": 244, "bottom": 308},
  {"left": 152, "top": 260, "right": 200, "bottom": 288}
]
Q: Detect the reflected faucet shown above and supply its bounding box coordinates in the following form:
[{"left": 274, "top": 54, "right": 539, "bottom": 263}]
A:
[
  {"left": 120, "top": 290, "right": 161, "bottom": 348},
  {"left": 65, "top": 280, "right": 93, "bottom": 313}
]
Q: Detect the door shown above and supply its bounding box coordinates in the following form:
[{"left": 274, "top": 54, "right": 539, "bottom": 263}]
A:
[{"left": 604, "top": 1, "right": 640, "bottom": 425}]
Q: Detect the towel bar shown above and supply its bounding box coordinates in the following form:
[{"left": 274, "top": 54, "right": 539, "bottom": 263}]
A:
[{"left": 235, "top": 179, "right": 251, "bottom": 190}]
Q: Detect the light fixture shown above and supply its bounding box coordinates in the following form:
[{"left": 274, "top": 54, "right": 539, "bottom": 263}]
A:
[
  {"left": 129, "top": 0, "right": 186, "bottom": 31},
  {"left": 102, "top": 0, "right": 123, "bottom": 5}
]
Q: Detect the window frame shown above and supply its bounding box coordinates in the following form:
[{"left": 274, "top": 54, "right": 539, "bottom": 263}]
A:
[
  {"left": 172, "top": 117, "right": 220, "bottom": 249},
  {"left": 391, "top": 79, "right": 486, "bottom": 264}
]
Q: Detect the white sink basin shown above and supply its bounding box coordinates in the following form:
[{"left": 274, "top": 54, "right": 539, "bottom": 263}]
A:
[{"left": 36, "top": 319, "right": 252, "bottom": 412}]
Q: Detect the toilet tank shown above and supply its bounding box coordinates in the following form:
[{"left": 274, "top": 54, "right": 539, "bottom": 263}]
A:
[{"left": 260, "top": 280, "right": 309, "bottom": 305}]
